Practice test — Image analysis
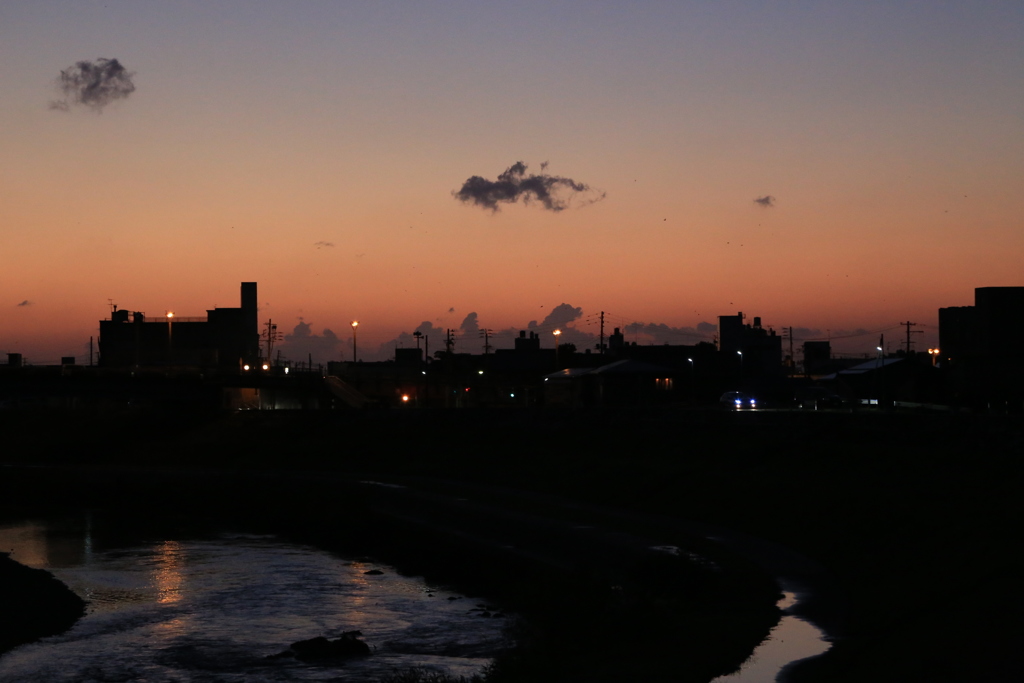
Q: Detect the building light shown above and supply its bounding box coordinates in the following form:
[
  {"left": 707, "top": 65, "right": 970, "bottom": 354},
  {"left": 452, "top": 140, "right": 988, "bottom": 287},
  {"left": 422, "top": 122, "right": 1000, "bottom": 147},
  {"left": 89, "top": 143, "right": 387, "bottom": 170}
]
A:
[
  {"left": 243, "top": 364, "right": 250, "bottom": 371},
  {"left": 402, "top": 394, "right": 410, "bottom": 402}
]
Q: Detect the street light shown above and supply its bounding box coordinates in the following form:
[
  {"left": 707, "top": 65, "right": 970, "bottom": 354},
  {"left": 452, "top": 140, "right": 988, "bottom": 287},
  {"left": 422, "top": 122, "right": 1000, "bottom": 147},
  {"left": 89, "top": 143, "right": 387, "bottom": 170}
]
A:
[
  {"left": 351, "top": 321, "right": 359, "bottom": 362},
  {"left": 553, "top": 329, "right": 562, "bottom": 368},
  {"left": 688, "top": 358, "right": 695, "bottom": 399},
  {"left": 166, "top": 312, "right": 174, "bottom": 361}
]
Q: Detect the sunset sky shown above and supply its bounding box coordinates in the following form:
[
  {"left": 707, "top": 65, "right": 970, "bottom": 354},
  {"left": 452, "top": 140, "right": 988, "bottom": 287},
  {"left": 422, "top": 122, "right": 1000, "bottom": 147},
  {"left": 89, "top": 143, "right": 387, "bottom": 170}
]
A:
[{"left": 3, "top": 2, "right": 1022, "bottom": 363}]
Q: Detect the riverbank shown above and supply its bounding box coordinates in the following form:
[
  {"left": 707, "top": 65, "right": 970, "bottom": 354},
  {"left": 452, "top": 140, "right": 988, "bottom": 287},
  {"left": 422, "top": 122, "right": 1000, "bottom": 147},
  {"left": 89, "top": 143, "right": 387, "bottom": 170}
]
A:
[
  {"left": 0, "top": 465, "right": 782, "bottom": 682},
  {"left": 2, "top": 406, "right": 1022, "bottom": 680},
  {"left": 0, "top": 552, "right": 85, "bottom": 655}
]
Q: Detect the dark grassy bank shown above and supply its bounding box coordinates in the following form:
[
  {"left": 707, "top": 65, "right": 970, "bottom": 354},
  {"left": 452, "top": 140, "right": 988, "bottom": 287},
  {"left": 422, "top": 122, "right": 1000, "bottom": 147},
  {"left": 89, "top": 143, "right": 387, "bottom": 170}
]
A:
[
  {"left": 2, "top": 406, "right": 1022, "bottom": 681},
  {"left": 0, "top": 553, "right": 85, "bottom": 655}
]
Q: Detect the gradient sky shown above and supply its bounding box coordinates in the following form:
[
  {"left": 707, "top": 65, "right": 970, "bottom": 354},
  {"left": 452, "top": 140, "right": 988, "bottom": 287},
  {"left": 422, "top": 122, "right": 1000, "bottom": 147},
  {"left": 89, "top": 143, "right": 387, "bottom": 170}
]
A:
[{"left": 3, "top": 1, "right": 1022, "bottom": 363}]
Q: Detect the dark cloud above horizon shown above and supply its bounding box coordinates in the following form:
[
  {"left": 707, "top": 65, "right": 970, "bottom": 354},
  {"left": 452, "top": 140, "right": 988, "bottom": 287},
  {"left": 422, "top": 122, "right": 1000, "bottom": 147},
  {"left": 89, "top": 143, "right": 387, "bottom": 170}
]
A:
[
  {"left": 460, "top": 312, "right": 480, "bottom": 336},
  {"left": 528, "top": 303, "right": 583, "bottom": 331},
  {"left": 16, "top": 300, "right": 32, "bottom": 307},
  {"left": 278, "top": 319, "right": 346, "bottom": 365},
  {"left": 623, "top": 321, "right": 717, "bottom": 345},
  {"left": 50, "top": 58, "right": 136, "bottom": 112},
  {"left": 753, "top": 195, "right": 776, "bottom": 208},
  {"left": 454, "top": 161, "right": 605, "bottom": 212}
]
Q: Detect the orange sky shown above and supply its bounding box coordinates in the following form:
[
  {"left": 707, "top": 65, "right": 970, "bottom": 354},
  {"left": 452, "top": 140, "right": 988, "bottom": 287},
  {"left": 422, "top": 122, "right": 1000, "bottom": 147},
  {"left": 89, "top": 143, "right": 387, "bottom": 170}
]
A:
[{"left": 3, "top": 2, "right": 1022, "bottom": 362}]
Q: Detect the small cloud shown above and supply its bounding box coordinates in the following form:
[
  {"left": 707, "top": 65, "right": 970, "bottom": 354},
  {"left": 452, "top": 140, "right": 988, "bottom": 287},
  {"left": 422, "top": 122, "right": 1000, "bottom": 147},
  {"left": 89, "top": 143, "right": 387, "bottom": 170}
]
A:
[
  {"left": 454, "top": 161, "right": 605, "bottom": 213},
  {"left": 314, "top": 241, "right": 335, "bottom": 248},
  {"left": 50, "top": 58, "right": 136, "bottom": 112},
  {"left": 753, "top": 195, "right": 776, "bottom": 208},
  {"left": 16, "top": 300, "right": 32, "bottom": 307},
  {"left": 448, "top": 307, "right": 455, "bottom": 313}
]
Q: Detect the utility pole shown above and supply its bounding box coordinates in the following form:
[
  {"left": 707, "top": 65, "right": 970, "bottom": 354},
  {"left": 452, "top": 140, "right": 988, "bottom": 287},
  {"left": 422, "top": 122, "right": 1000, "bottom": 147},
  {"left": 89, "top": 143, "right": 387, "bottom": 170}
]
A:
[
  {"left": 89, "top": 336, "right": 94, "bottom": 366},
  {"left": 781, "top": 326, "right": 794, "bottom": 371},
  {"left": 479, "top": 329, "right": 492, "bottom": 354},
  {"left": 445, "top": 329, "right": 455, "bottom": 354},
  {"left": 262, "top": 319, "right": 281, "bottom": 360},
  {"left": 599, "top": 311, "right": 605, "bottom": 355},
  {"left": 900, "top": 321, "right": 923, "bottom": 355}
]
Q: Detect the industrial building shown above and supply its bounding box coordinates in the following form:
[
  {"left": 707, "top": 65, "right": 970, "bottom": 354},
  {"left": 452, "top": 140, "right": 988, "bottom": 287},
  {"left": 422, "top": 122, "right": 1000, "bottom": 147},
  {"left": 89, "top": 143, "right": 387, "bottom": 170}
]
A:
[{"left": 98, "top": 282, "right": 260, "bottom": 370}]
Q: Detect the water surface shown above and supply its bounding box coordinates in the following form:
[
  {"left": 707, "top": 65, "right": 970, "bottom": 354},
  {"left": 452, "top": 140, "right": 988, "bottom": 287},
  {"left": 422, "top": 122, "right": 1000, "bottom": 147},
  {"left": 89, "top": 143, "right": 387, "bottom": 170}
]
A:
[
  {"left": 0, "top": 518, "right": 508, "bottom": 682},
  {"left": 711, "top": 591, "right": 830, "bottom": 683}
]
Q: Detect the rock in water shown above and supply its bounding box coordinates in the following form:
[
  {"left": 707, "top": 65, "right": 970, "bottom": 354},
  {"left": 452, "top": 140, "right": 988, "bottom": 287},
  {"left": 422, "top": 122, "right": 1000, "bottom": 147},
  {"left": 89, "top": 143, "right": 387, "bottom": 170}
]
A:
[{"left": 271, "top": 631, "right": 372, "bottom": 661}]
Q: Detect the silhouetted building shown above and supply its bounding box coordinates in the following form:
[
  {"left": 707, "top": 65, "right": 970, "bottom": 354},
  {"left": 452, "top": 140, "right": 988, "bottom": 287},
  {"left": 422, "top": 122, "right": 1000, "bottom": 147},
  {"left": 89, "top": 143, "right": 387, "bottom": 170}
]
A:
[
  {"left": 802, "top": 341, "right": 831, "bottom": 375},
  {"left": 940, "top": 287, "right": 1024, "bottom": 364},
  {"left": 514, "top": 330, "right": 541, "bottom": 351},
  {"left": 820, "top": 357, "right": 940, "bottom": 407},
  {"left": 718, "top": 312, "right": 783, "bottom": 375},
  {"left": 939, "top": 286, "right": 1024, "bottom": 411},
  {"left": 99, "top": 282, "right": 260, "bottom": 370},
  {"left": 395, "top": 347, "right": 424, "bottom": 367},
  {"left": 543, "top": 360, "right": 676, "bottom": 407}
]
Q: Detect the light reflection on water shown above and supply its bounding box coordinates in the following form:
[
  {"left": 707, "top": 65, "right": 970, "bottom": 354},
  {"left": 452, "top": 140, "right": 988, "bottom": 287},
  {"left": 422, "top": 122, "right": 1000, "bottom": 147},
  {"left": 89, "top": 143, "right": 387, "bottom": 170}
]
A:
[
  {"left": 0, "top": 520, "right": 509, "bottom": 682},
  {"left": 711, "top": 592, "right": 830, "bottom": 683}
]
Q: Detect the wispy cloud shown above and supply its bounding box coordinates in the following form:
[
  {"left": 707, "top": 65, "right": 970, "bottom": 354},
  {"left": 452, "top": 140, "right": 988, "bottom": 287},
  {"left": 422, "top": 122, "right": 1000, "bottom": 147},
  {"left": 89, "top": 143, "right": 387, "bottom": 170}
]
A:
[
  {"left": 454, "top": 161, "right": 605, "bottom": 212},
  {"left": 753, "top": 195, "right": 776, "bottom": 208},
  {"left": 50, "top": 58, "right": 136, "bottom": 112},
  {"left": 314, "top": 241, "right": 335, "bottom": 248},
  {"left": 16, "top": 300, "right": 32, "bottom": 307}
]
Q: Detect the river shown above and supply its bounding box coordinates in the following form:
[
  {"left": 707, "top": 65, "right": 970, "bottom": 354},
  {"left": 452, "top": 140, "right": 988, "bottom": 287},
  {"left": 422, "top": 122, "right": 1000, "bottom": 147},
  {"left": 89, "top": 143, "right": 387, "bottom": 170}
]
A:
[{"left": 0, "top": 515, "right": 509, "bottom": 682}]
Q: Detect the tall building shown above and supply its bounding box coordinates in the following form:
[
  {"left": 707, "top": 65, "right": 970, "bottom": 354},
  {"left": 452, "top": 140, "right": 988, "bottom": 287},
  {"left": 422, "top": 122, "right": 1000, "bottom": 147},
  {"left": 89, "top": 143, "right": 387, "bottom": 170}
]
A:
[
  {"left": 718, "top": 312, "right": 783, "bottom": 375},
  {"left": 99, "top": 282, "right": 260, "bottom": 369},
  {"left": 939, "top": 287, "right": 1024, "bottom": 364},
  {"left": 939, "top": 286, "right": 1024, "bottom": 410}
]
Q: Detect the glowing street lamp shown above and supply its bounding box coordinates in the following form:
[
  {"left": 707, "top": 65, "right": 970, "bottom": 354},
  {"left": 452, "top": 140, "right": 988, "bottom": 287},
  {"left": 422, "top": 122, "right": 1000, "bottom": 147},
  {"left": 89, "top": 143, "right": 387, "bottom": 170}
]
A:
[
  {"left": 351, "top": 321, "right": 359, "bottom": 362},
  {"left": 688, "top": 357, "right": 695, "bottom": 398},
  {"left": 166, "top": 312, "right": 174, "bottom": 359},
  {"left": 553, "top": 329, "right": 562, "bottom": 367}
]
